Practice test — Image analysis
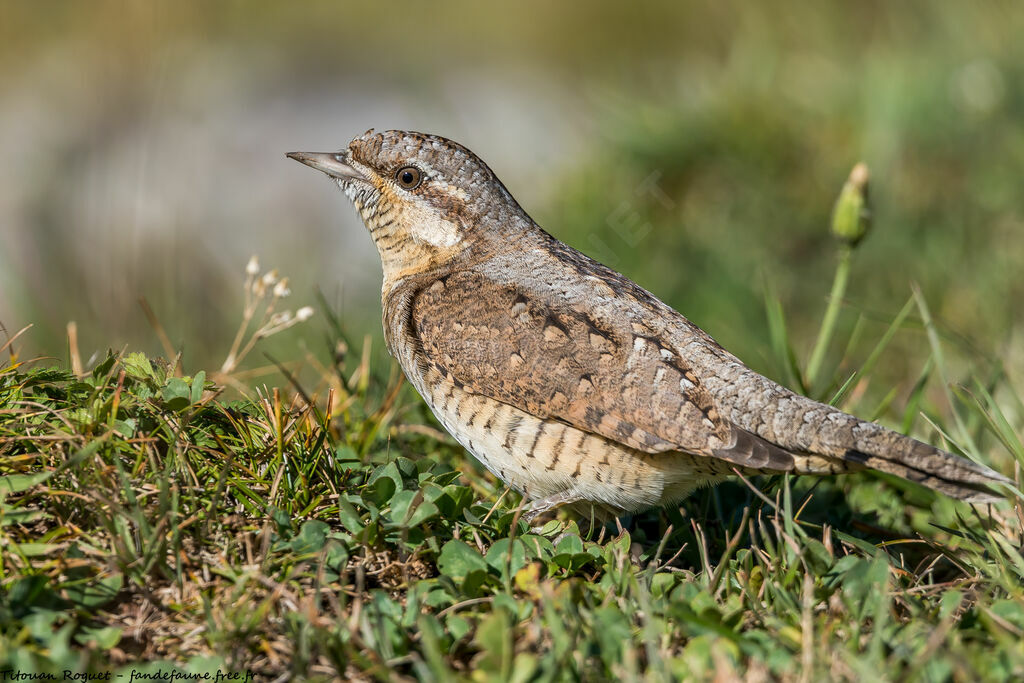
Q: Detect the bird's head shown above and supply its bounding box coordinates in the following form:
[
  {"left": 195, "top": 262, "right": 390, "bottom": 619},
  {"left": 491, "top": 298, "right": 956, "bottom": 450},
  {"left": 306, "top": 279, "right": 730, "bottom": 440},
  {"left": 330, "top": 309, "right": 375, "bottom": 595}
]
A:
[{"left": 288, "top": 129, "right": 530, "bottom": 285}]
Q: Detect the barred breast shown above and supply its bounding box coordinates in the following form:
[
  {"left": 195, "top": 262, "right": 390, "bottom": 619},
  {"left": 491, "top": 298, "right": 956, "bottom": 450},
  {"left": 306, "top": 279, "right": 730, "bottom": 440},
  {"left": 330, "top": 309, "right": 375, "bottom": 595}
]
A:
[{"left": 405, "top": 362, "right": 732, "bottom": 517}]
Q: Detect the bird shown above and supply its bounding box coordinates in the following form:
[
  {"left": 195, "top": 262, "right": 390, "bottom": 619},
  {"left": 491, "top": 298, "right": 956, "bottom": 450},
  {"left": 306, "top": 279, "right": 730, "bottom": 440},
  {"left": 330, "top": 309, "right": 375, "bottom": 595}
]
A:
[{"left": 287, "top": 129, "right": 1011, "bottom": 522}]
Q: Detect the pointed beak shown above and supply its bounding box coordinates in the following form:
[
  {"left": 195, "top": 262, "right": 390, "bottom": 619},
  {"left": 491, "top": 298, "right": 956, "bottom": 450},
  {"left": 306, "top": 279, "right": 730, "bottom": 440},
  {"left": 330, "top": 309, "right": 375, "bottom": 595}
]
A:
[{"left": 286, "top": 151, "right": 365, "bottom": 182}]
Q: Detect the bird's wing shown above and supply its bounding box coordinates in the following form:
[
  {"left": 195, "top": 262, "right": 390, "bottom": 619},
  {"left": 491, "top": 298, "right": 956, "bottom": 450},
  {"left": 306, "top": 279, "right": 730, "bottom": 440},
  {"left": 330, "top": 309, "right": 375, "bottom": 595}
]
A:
[{"left": 409, "top": 270, "right": 795, "bottom": 470}]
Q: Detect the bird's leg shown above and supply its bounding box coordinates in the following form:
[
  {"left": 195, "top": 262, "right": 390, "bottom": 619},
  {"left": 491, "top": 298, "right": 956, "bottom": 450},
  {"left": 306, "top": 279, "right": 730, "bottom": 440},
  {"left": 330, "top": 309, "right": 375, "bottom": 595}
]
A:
[
  {"left": 522, "top": 493, "right": 620, "bottom": 543},
  {"left": 521, "top": 490, "right": 583, "bottom": 526}
]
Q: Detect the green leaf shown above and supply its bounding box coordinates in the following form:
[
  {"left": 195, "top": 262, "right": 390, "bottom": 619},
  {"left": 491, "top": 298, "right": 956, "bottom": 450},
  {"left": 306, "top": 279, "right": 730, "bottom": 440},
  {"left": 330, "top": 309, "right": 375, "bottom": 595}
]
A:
[
  {"left": 446, "top": 615, "right": 471, "bottom": 642},
  {"left": 437, "top": 539, "right": 489, "bottom": 581},
  {"left": 990, "top": 599, "right": 1024, "bottom": 630},
  {"left": 335, "top": 444, "right": 360, "bottom": 462},
  {"left": 121, "top": 352, "right": 155, "bottom": 382},
  {"left": 405, "top": 499, "right": 439, "bottom": 528},
  {"left": 509, "top": 653, "right": 539, "bottom": 683},
  {"left": 650, "top": 571, "right": 678, "bottom": 599},
  {"left": 162, "top": 377, "right": 193, "bottom": 411},
  {"left": 337, "top": 496, "right": 364, "bottom": 534},
  {"left": 9, "top": 542, "right": 60, "bottom": 557},
  {"left": 64, "top": 572, "right": 123, "bottom": 609},
  {"left": 7, "top": 576, "right": 65, "bottom": 617},
  {"left": 554, "top": 534, "right": 584, "bottom": 555},
  {"left": 436, "top": 484, "right": 474, "bottom": 518},
  {"left": 323, "top": 541, "right": 350, "bottom": 573},
  {"left": 75, "top": 625, "right": 122, "bottom": 650},
  {"left": 389, "top": 489, "right": 417, "bottom": 523},
  {"left": 831, "top": 530, "right": 880, "bottom": 556},
  {"left": 22, "top": 609, "right": 61, "bottom": 641},
  {"left": 473, "top": 610, "right": 512, "bottom": 677},
  {"left": 190, "top": 370, "right": 206, "bottom": 404},
  {"left": 0, "top": 508, "right": 51, "bottom": 527},
  {"left": 113, "top": 418, "right": 137, "bottom": 437},
  {"left": 364, "top": 475, "right": 397, "bottom": 508},
  {"left": 486, "top": 539, "right": 529, "bottom": 580},
  {"left": 388, "top": 489, "right": 440, "bottom": 528},
  {"left": 290, "top": 520, "right": 329, "bottom": 555},
  {"left": 91, "top": 353, "right": 117, "bottom": 379},
  {"left": 368, "top": 461, "right": 405, "bottom": 492},
  {"left": 0, "top": 471, "right": 53, "bottom": 496}
]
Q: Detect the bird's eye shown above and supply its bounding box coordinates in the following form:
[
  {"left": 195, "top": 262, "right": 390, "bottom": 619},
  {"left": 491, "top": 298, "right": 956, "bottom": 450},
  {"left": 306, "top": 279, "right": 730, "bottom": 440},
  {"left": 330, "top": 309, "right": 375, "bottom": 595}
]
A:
[{"left": 395, "top": 165, "right": 423, "bottom": 190}]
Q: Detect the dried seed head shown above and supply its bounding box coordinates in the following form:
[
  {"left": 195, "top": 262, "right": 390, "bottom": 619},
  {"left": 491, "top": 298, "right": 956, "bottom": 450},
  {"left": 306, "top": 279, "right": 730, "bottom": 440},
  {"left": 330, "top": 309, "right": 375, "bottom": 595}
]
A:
[
  {"left": 246, "top": 255, "right": 260, "bottom": 276},
  {"left": 270, "top": 311, "right": 292, "bottom": 326},
  {"left": 273, "top": 278, "right": 291, "bottom": 298}
]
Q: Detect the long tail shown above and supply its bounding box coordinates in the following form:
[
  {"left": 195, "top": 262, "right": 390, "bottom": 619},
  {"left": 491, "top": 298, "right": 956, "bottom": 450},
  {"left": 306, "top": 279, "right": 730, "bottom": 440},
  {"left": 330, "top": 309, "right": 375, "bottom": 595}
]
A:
[
  {"left": 804, "top": 414, "right": 1011, "bottom": 503},
  {"left": 717, "top": 385, "right": 1013, "bottom": 503}
]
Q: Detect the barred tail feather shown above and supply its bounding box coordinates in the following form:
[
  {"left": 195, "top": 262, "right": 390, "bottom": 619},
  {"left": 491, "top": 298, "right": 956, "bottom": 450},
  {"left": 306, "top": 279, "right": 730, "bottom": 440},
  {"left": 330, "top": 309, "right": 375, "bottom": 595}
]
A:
[
  {"left": 833, "top": 421, "right": 1012, "bottom": 503},
  {"left": 782, "top": 408, "right": 1014, "bottom": 503},
  {"left": 722, "top": 389, "right": 1013, "bottom": 502}
]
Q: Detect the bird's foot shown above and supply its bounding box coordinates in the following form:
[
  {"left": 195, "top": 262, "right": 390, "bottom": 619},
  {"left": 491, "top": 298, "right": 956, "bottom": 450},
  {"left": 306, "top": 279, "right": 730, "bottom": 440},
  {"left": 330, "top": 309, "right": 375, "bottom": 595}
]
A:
[{"left": 521, "top": 491, "right": 583, "bottom": 531}]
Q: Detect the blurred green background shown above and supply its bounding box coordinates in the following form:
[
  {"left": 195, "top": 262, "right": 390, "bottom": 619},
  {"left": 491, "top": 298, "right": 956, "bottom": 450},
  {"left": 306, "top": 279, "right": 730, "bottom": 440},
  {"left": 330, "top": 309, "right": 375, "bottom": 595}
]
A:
[{"left": 2, "top": 2, "right": 1022, "bottom": 401}]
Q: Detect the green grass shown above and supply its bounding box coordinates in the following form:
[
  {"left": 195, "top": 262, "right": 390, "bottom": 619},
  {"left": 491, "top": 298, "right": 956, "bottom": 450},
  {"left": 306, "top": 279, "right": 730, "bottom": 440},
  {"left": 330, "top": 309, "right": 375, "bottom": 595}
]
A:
[
  {"left": 2, "top": 5, "right": 1023, "bottom": 680},
  {"left": 2, "top": 172, "right": 1023, "bottom": 681},
  {"left": 2, "top": 279, "right": 1023, "bottom": 681}
]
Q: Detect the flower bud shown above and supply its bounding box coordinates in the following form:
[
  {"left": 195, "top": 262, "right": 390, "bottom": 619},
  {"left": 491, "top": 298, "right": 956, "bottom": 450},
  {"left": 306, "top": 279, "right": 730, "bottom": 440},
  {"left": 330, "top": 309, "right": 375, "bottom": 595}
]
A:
[
  {"left": 245, "top": 255, "right": 260, "bottom": 276},
  {"left": 831, "top": 163, "right": 871, "bottom": 247}
]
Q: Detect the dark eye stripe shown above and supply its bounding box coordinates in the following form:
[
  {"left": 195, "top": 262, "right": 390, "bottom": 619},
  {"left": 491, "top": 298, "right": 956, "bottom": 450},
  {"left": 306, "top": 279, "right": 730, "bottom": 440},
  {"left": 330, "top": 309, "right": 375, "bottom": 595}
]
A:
[{"left": 395, "top": 165, "right": 423, "bottom": 190}]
